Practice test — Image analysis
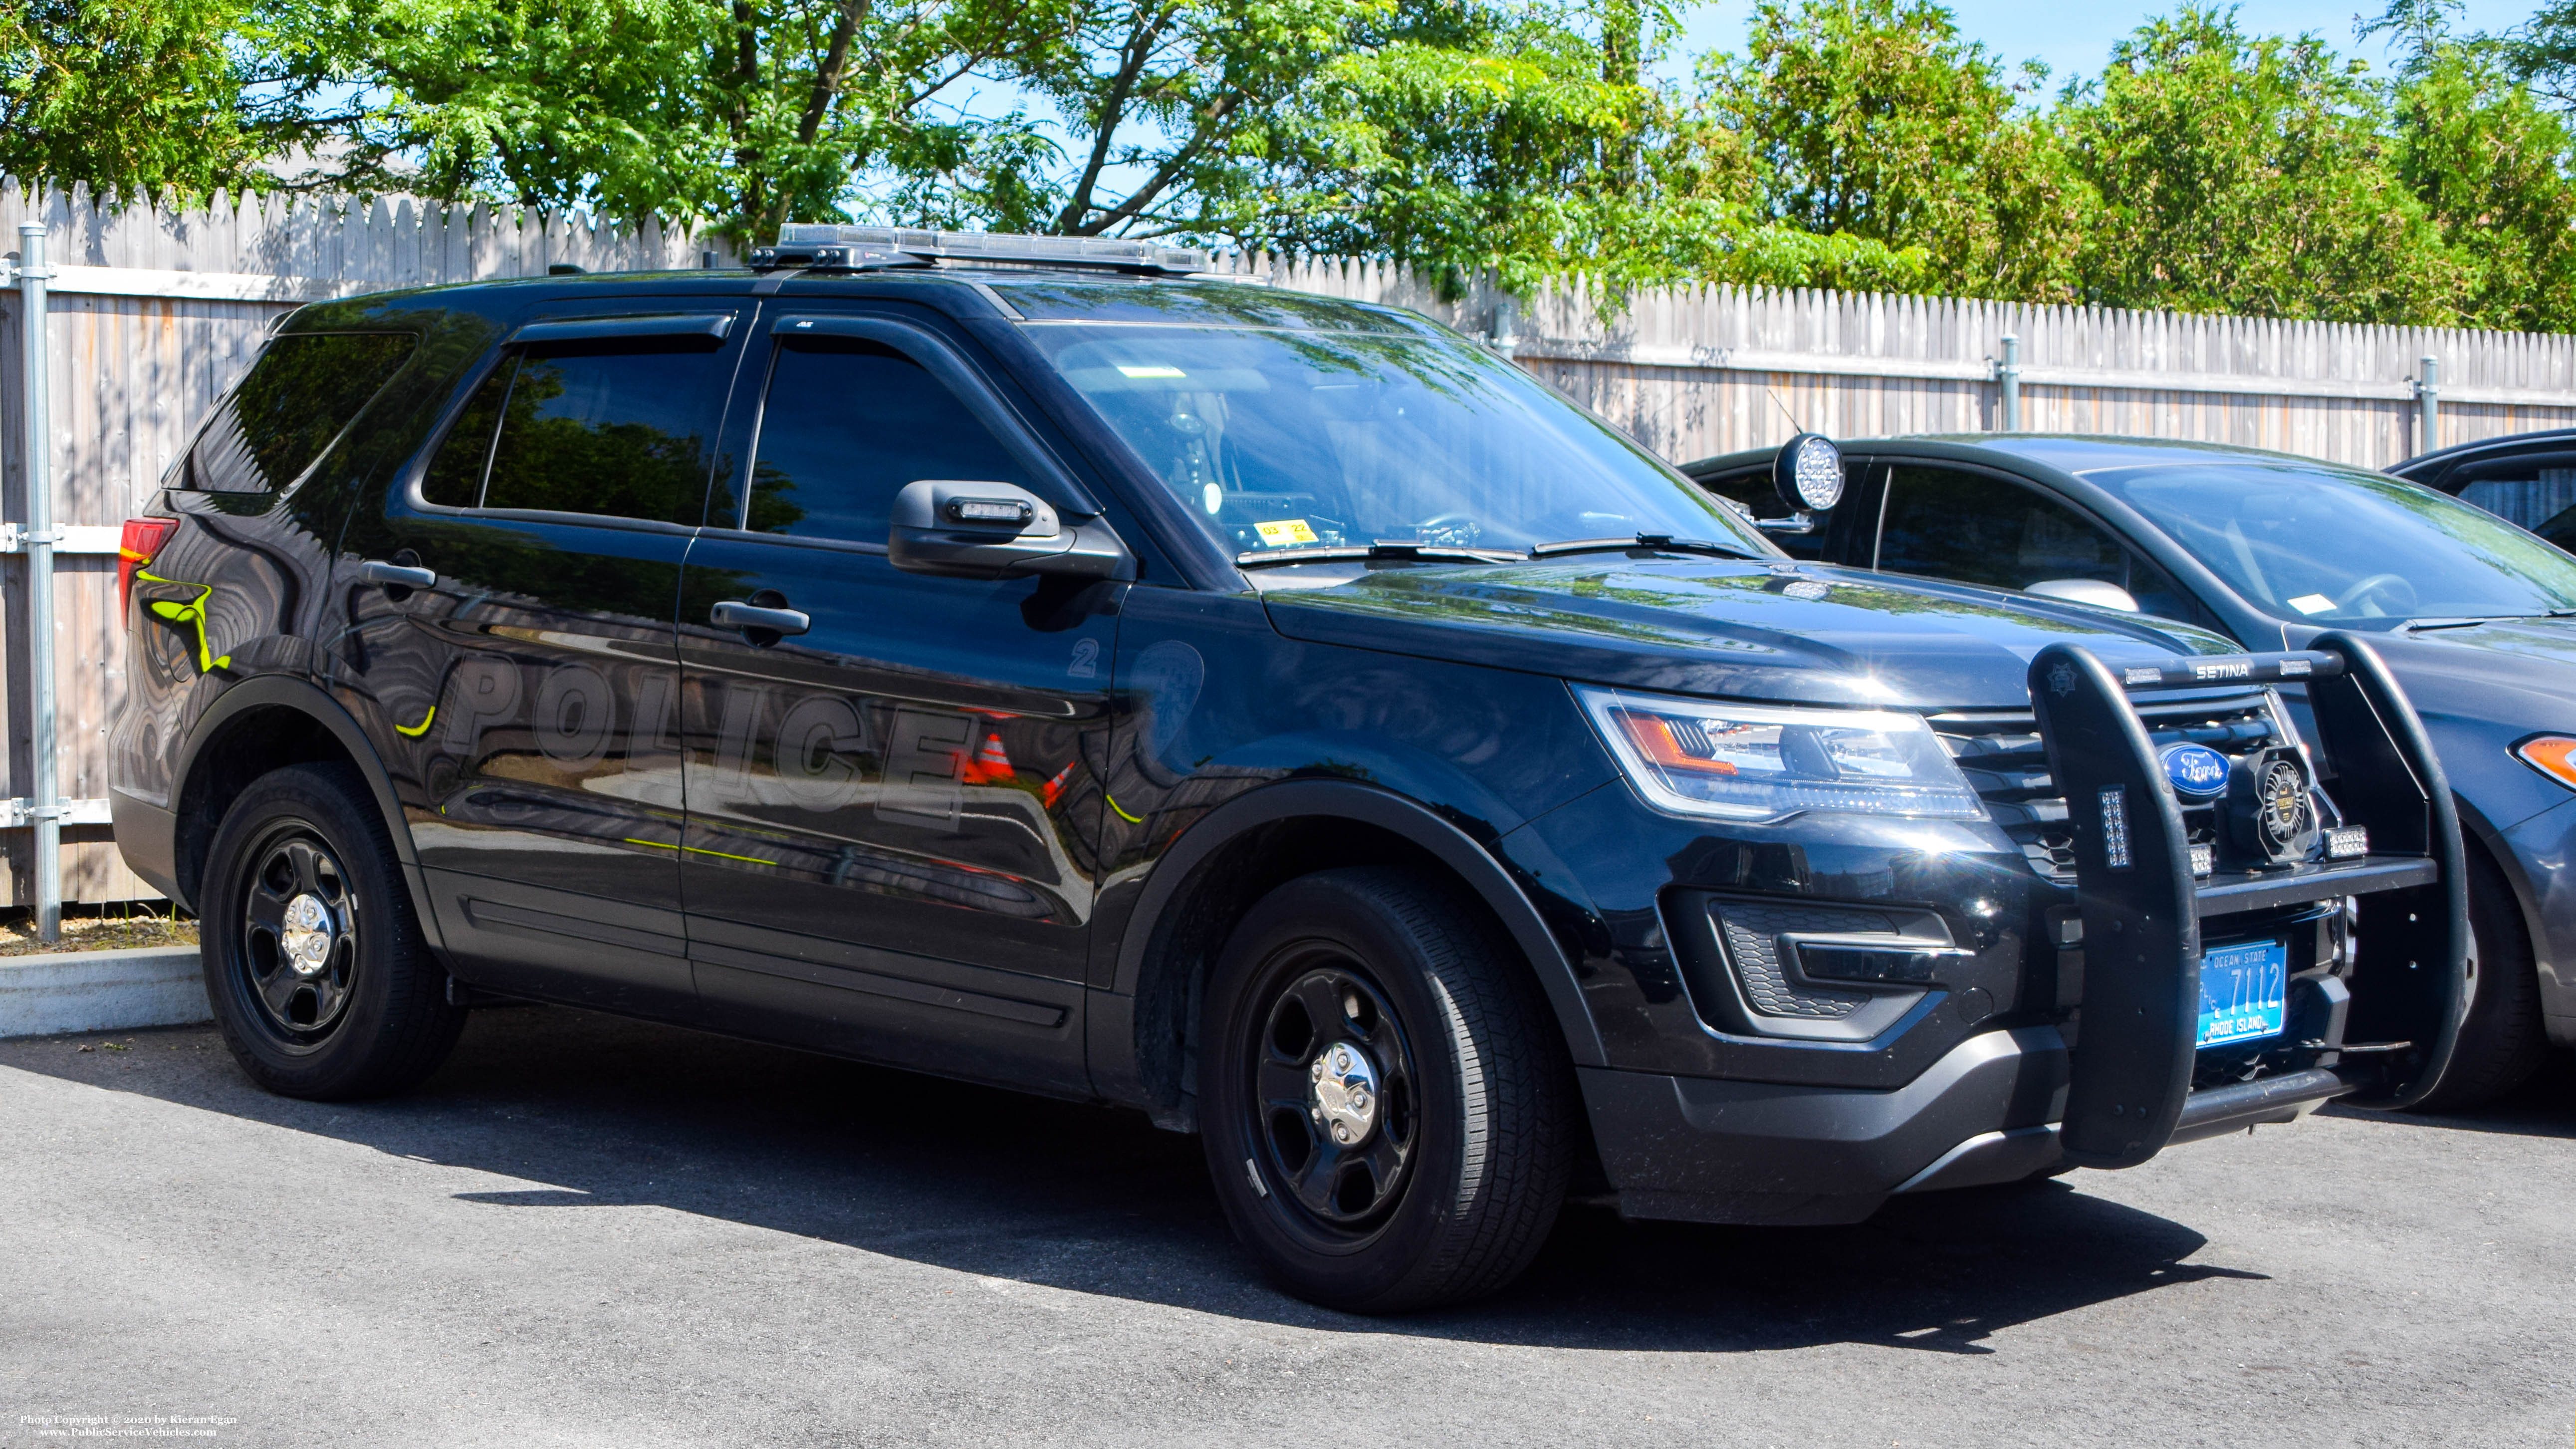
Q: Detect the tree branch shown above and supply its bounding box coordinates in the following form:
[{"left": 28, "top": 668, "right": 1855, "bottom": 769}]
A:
[{"left": 1054, "top": 3, "right": 1176, "bottom": 233}]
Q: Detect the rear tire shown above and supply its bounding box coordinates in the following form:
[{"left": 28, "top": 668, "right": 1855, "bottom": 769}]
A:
[
  {"left": 201, "top": 762, "right": 466, "bottom": 1099},
  {"left": 2409, "top": 852, "right": 2547, "bottom": 1113},
  {"left": 1198, "top": 867, "right": 1574, "bottom": 1313}
]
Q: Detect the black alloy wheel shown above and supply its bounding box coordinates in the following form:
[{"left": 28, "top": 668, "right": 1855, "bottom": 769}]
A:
[
  {"left": 1249, "top": 955, "right": 1419, "bottom": 1231},
  {"left": 238, "top": 831, "right": 361, "bottom": 1037},
  {"left": 202, "top": 762, "right": 466, "bottom": 1099},
  {"left": 1200, "top": 867, "right": 1575, "bottom": 1313}
]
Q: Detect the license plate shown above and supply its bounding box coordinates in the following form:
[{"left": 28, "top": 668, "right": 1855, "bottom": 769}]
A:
[{"left": 2197, "top": 939, "right": 2288, "bottom": 1047}]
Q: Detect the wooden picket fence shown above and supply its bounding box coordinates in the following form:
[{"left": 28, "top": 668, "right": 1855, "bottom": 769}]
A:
[{"left": 4, "top": 181, "right": 2576, "bottom": 904}]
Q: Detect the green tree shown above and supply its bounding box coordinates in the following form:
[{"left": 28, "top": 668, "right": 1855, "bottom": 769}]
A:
[
  {"left": 1245, "top": 0, "right": 1931, "bottom": 297},
  {"left": 2388, "top": 42, "right": 2576, "bottom": 331},
  {"left": 251, "top": 0, "right": 1058, "bottom": 239},
  {"left": 877, "top": 0, "right": 1389, "bottom": 238},
  {"left": 0, "top": 0, "right": 277, "bottom": 200},
  {"left": 2057, "top": 5, "right": 2467, "bottom": 322},
  {"left": 1694, "top": 0, "right": 2088, "bottom": 300}
]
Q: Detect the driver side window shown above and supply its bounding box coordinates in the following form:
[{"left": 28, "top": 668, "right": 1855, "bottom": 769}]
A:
[
  {"left": 737, "top": 335, "right": 1034, "bottom": 543},
  {"left": 1876, "top": 465, "right": 2194, "bottom": 620}
]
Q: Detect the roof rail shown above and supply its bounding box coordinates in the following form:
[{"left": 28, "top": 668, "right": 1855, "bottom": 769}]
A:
[{"left": 748, "top": 224, "right": 1217, "bottom": 278}]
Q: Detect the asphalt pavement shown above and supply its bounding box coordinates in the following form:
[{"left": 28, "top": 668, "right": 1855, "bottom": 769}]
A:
[{"left": 2, "top": 1006, "right": 2568, "bottom": 1448}]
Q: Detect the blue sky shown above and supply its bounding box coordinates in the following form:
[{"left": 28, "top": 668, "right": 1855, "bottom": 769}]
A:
[{"left": 1661, "top": 0, "right": 2543, "bottom": 85}]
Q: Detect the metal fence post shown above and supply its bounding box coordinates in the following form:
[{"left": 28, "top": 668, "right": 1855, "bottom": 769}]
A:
[
  {"left": 2416, "top": 355, "right": 2440, "bottom": 457},
  {"left": 1997, "top": 333, "right": 2022, "bottom": 432},
  {"left": 15, "top": 224, "right": 59, "bottom": 942}
]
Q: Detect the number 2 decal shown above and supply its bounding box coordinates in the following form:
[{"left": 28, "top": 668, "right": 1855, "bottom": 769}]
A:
[{"left": 1068, "top": 637, "right": 1100, "bottom": 680}]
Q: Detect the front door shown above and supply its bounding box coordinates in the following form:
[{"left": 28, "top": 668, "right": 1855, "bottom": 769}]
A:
[
  {"left": 674, "top": 309, "right": 1120, "bottom": 1090},
  {"left": 1870, "top": 463, "right": 2204, "bottom": 623},
  {"left": 333, "top": 304, "right": 750, "bottom": 1013}
]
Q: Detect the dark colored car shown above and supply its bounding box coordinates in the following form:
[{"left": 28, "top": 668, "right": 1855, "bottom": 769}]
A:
[
  {"left": 2393, "top": 427, "right": 2576, "bottom": 551},
  {"left": 109, "top": 231, "right": 2466, "bottom": 1312},
  {"left": 1685, "top": 434, "right": 2567, "bottom": 1109}
]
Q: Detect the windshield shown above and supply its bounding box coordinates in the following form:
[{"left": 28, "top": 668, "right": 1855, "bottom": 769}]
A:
[
  {"left": 2086, "top": 461, "right": 2576, "bottom": 627},
  {"left": 1021, "top": 322, "right": 1771, "bottom": 560}
]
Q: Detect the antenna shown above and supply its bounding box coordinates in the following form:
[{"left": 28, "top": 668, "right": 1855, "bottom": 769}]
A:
[{"left": 1766, "top": 386, "right": 1807, "bottom": 436}]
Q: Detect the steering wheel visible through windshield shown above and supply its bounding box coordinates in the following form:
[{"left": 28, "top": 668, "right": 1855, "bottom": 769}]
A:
[
  {"left": 1021, "top": 322, "right": 1768, "bottom": 560},
  {"left": 2087, "top": 461, "right": 2576, "bottom": 628}
]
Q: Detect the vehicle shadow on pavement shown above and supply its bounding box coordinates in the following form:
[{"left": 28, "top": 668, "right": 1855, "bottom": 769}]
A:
[
  {"left": 4, "top": 1006, "right": 2264, "bottom": 1354},
  {"left": 2317, "top": 1058, "right": 2576, "bottom": 1140}
]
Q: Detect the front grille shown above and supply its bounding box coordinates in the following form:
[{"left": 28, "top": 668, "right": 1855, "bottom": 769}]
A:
[{"left": 1931, "top": 691, "right": 2280, "bottom": 882}]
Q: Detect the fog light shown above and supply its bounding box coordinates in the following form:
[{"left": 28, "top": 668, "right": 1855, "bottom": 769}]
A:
[
  {"left": 2326, "top": 825, "right": 2369, "bottom": 860},
  {"left": 1794, "top": 943, "right": 1965, "bottom": 984}
]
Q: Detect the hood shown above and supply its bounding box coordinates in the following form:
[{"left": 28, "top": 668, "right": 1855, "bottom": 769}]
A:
[
  {"left": 1260, "top": 557, "right": 2234, "bottom": 710},
  {"left": 2326, "top": 620, "right": 2576, "bottom": 735}
]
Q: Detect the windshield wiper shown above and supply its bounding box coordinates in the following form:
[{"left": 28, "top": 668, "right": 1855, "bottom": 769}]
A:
[
  {"left": 1235, "top": 541, "right": 1524, "bottom": 570},
  {"left": 1528, "top": 533, "right": 1763, "bottom": 562},
  {"left": 2404, "top": 610, "right": 2576, "bottom": 630}
]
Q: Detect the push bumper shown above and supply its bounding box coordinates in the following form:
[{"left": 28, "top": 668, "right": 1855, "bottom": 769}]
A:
[{"left": 1593, "top": 636, "right": 2464, "bottom": 1225}]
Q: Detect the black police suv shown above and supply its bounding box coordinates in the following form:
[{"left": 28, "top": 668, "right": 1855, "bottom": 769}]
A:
[
  {"left": 1686, "top": 434, "right": 2575, "bottom": 1110},
  {"left": 111, "top": 227, "right": 2467, "bottom": 1312}
]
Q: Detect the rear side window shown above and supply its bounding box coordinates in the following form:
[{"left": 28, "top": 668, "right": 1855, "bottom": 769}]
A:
[
  {"left": 420, "top": 339, "right": 728, "bottom": 526},
  {"left": 182, "top": 333, "right": 416, "bottom": 493},
  {"left": 741, "top": 335, "right": 1033, "bottom": 542},
  {"left": 2454, "top": 455, "right": 2576, "bottom": 533}
]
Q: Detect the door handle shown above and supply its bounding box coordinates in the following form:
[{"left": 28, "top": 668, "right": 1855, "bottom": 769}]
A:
[
  {"left": 711, "top": 599, "right": 811, "bottom": 637},
  {"left": 358, "top": 558, "right": 437, "bottom": 589}
]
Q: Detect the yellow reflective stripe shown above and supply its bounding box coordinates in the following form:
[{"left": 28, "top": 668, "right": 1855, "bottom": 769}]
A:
[
  {"left": 133, "top": 568, "right": 230, "bottom": 672},
  {"left": 621, "top": 838, "right": 773, "bottom": 866},
  {"left": 394, "top": 706, "right": 437, "bottom": 738},
  {"left": 1106, "top": 794, "right": 1144, "bottom": 824}
]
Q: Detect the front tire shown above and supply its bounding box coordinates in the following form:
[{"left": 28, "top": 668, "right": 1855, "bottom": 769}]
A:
[
  {"left": 201, "top": 762, "right": 466, "bottom": 1099},
  {"left": 2410, "top": 852, "right": 2548, "bottom": 1113},
  {"left": 1198, "top": 868, "right": 1574, "bottom": 1312}
]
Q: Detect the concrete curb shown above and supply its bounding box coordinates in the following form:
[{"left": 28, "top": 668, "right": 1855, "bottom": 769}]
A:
[{"left": 0, "top": 946, "right": 209, "bottom": 1039}]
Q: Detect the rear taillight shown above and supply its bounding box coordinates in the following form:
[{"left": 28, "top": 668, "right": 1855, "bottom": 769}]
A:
[{"left": 119, "top": 517, "right": 178, "bottom": 615}]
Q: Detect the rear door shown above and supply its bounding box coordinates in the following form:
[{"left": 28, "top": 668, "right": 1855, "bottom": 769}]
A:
[
  {"left": 333, "top": 304, "right": 750, "bottom": 1014},
  {"left": 672, "top": 307, "right": 1120, "bottom": 1091},
  {"left": 2437, "top": 447, "right": 2576, "bottom": 550}
]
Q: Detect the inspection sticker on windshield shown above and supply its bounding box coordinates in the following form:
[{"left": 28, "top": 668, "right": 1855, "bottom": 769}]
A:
[
  {"left": 1255, "top": 518, "right": 1319, "bottom": 547},
  {"left": 2287, "top": 593, "right": 2336, "bottom": 616},
  {"left": 1117, "top": 364, "right": 1186, "bottom": 378},
  {"left": 2197, "top": 939, "right": 2289, "bottom": 1047}
]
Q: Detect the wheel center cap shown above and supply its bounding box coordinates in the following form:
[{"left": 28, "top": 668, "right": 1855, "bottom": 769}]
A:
[
  {"left": 281, "top": 894, "right": 335, "bottom": 977},
  {"left": 1309, "top": 1040, "right": 1380, "bottom": 1147}
]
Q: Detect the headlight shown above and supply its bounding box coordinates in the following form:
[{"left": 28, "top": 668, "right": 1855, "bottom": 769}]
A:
[
  {"left": 2515, "top": 734, "right": 2576, "bottom": 791},
  {"left": 1576, "top": 686, "right": 1984, "bottom": 823}
]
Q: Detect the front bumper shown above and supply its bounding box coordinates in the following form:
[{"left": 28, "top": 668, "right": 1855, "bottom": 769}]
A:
[{"left": 1588, "top": 1026, "right": 2362, "bottom": 1225}]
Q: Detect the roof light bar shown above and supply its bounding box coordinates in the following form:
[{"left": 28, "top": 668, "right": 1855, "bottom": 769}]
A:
[{"left": 749, "top": 224, "right": 1216, "bottom": 277}]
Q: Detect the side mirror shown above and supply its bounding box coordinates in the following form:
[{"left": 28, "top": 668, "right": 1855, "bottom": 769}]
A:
[
  {"left": 888, "top": 480, "right": 1133, "bottom": 581},
  {"left": 2026, "top": 578, "right": 2141, "bottom": 613}
]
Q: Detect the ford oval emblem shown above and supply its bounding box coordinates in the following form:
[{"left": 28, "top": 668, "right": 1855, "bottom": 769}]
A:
[{"left": 2161, "top": 742, "right": 2231, "bottom": 799}]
